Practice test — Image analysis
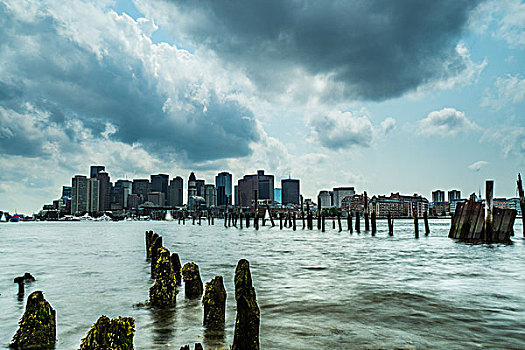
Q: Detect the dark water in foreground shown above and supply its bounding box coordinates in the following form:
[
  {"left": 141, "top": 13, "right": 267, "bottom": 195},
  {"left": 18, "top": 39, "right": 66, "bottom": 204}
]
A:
[{"left": 1, "top": 220, "right": 524, "bottom": 349}]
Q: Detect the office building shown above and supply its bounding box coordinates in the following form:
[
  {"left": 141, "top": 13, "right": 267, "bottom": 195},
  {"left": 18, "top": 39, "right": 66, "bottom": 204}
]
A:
[
  {"left": 432, "top": 190, "right": 445, "bottom": 203},
  {"left": 216, "top": 172, "right": 232, "bottom": 206},
  {"left": 87, "top": 178, "right": 100, "bottom": 213},
  {"left": 96, "top": 171, "right": 111, "bottom": 212},
  {"left": 90, "top": 165, "right": 105, "bottom": 178},
  {"left": 188, "top": 172, "right": 197, "bottom": 201},
  {"left": 237, "top": 170, "right": 274, "bottom": 207},
  {"left": 204, "top": 184, "right": 217, "bottom": 208},
  {"left": 62, "top": 186, "right": 72, "bottom": 198},
  {"left": 318, "top": 190, "right": 332, "bottom": 208},
  {"left": 127, "top": 194, "right": 140, "bottom": 210},
  {"left": 151, "top": 174, "right": 169, "bottom": 205},
  {"left": 114, "top": 179, "right": 132, "bottom": 209},
  {"left": 333, "top": 187, "right": 355, "bottom": 208},
  {"left": 196, "top": 179, "right": 205, "bottom": 197},
  {"left": 448, "top": 190, "right": 461, "bottom": 202},
  {"left": 168, "top": 176, "right": 183, "bottom": 207},
  {"left": 274, "top": 188, "right": 282, "bottom": 204},
  {"left": 71, "top": 175, "right": 88, "bottom": 215},
  {"left": 147, "top": 192, "right": 165, "bottom": 207},
  {"left": 132, "top": 179, "right": 150, "bottom": 203},
  {"left": 282, "top": 179, "right": 300, "bottom": 205}
]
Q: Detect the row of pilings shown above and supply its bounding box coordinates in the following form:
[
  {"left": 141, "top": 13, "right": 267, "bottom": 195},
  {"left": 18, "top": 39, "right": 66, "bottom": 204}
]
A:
[
  {"left": 170, "top": 204, "right": 431, "bottom": 238},
  {"left": 146, "top": 230, "right": 260, "bottom": 349}
]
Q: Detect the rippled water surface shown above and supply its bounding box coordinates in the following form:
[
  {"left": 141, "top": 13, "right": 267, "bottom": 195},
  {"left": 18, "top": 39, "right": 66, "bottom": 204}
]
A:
[{"left": 1, "top": 219, "right": 524, "bottom": 349}]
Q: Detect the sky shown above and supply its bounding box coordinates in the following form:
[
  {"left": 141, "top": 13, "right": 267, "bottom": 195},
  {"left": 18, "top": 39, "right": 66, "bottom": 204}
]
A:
[{"left": 0, "top": 0, "right": 523, "bottom": 214}]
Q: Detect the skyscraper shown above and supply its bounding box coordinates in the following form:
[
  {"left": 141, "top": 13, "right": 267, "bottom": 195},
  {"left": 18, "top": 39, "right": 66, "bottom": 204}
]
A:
[
  {"left": 432, "top": 190, "right": 445, "bottom": 203},
  {"left": 188, "top": 172, "right": 197, "bottom": 202},
  {"left": 132, "top": 179, "right": 150, "bottom": 203},
  {"left": 237, "top": 170, "right": 274, "bottom": 207},
  {"left": 448, "top": 190, "right": 461, "bottom": 202},
  {"left": 96, "top": 171, "right": 111, "bottom": 212},
  {"left": 282, "top": 179, "right": 300, "bottom": 205},
  {"left": 204, "top": 184, "right": 217, "bottom": 208},
  {"left": 62, "top": 186, "right": 72, "bottom": 198},
  {"left": 151, "top": 174, "right": 169, "bottom": 205},
  {"left": 71, "top": 175, "right": 88, "bottom": 215},
  {"left": 215, "top": 172, "right": 232, "bottom": 206},
  {"left": 114, "top": 179, "right": 132, "bottom": 209},
  {"left": 87, "top": 178, "right": 100, "bottom": 213},
  {"left": 168, "top": 176, "right": 183, "bottom": 207},
  {"left": 90, "top": 165, "right": 105, "bottom": 178},
  {"left": 196, "top": 179, "right": 205, "bottom": 197}
]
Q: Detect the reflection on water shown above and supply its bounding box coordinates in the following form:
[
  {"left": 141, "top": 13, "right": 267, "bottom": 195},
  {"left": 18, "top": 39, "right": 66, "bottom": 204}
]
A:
[{"left": 0, "top": 219, "right": 524, "bottom": 349}]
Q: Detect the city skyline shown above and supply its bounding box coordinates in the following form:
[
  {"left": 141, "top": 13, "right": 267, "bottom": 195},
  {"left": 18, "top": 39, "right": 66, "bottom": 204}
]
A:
[{"left": 0, "top": 0, "right": 523, "bottom": 214}]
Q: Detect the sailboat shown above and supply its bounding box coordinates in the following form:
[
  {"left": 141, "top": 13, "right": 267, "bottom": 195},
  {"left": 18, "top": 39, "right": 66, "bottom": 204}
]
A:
[
  {"left": 0, "top": 212, "right": 7, "bottom": 222},
  {"left": 165, "top": 210, "right": 173, "bottom": 221}
]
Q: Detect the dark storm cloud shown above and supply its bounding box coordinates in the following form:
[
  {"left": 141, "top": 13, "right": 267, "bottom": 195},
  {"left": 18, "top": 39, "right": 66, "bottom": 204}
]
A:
[
  {"left": 161, "top": 0, "right": 482, "bottom": 100},
  {"left": 0, "top": 3, "right": 259, "bottom": 161}
]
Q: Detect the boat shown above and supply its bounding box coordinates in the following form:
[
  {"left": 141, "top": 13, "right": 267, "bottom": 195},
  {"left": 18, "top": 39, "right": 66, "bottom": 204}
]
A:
[
  {"left": 96, "top": 214, "right": 112, "bottom": 221},
  {"left": 0, "top": 212, "right": 7, "bottom": 222},
  {"left": 10, "top": 214, "right": 20, "bottom": 222},
  {"left": 79, "top": 213, "right": 93, "bottom": 221},
  {"left": 165, "top": 210, "right": 173, "bottom": 221}
]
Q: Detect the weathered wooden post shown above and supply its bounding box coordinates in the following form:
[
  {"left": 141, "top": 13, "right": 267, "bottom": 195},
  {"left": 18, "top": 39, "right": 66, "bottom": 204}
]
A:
[
  {"left": 180, "top": 344, "right": 203, "bottom": 350},
  {"left": 266, "top": 205, "right": 275, "bottom": 227},
  {"left": 150, "top": 235, "right": 163, "bottom": 278},
  {"left": 332, "top": 216, "right": 335, "bottom": 229},
  {"left": 262, "top": 207, "right": 266, "bottom": 226},
  {"left": 423, "top": 211, "right": 430, "bottom": 236},
  {"left": 306, "top": 203, "right": 312, "bottom": 230},
  {"left": 14, "top": 276, "right": 25, "bottom": 295},
  {"left": 355, "top": 211, "right": 361, "bottom": 233},
  {"left": 170, "top": 253, "right": 182, "bottom": 286},
  {"left": 10, "top": 291, "right": 56, "bottom": 349},
  {"left": 240, "top": 210, "right": 243, "bottom": 229},
  {"left": 211, "top": 213, "right": 214, "bottom": 225},
  {"left": 317, "top": 197, "right": 321, "bottom": 230},
  {"left": 321, "top": 213, "right": 325, "bottom": 232},
  {"left": 388, "top": 212, "right": 394, "bottom": 236},
  {"left": 371, "top": 211, "right": 376, "bottom": 236},
  {"left": 484, "top": 180, "right": 494, "bottom": 241},
  {"left": 279, "top": 213, "right": 283, "bottom": 230},
  {"left": 202, "top": 276, "right": 227, "bottom": 328},
  {"left": 337, "top": 212, "right": 342, "bottom": 232},
  {"left": 146, "top": 230, "right": 153, "bottom": 259},
  {"left": 254, "top": 190, "right": 259, "bottom": 231},
  {"left": 183, "top": 212, "right": 185, "bottom": 225},
  {"left": 348, "top": 211, "right": 353, "bottom": 233},
  {"left": 246, "top": 213, "right": 250, "bottom": 228},
  {"left": 413, "top": 205, "right": 419, "bottom": 238},
  {"left": 517, "top": 173, "right": 524, "bottom": 237},
  {"left": 293, "top": 212, "right": 296, "bottom": 231},
  {"left": 150, "top": 247, "right": 178, "bottom": 307},
  {"left": 182, "top": 262, "right": 203, "bottom": 299},
  {"left": 79, "top": 316, "right": 135, "bottom": 350},
  {"left": 364, "top": 191, "right": 370, "bottom": 231},
  {"left": 192, "top": 214, "right": 196, "bottom": 225},
  {"left": 232, "top": 259, "right": 260, "bottom": 350}
]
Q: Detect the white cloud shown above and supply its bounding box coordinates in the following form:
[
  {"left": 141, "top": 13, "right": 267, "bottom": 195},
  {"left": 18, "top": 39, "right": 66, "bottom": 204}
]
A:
[
  {"left": 309, "top": 110, "right": 373, "bottom": 150},
  {"left": 481, "top": 74, "right": 525, "bottom": 110},
  {"left": 417, "top": 108, "right": 480, "bottom": 137},
  {"left": 482, "top": 126, "right": 525, "bottom": 162},
  {"left": 381, "top": 117, "right": 396, "bottom": 135},
  {"left": 468, "top": 160, "right": 488, "bottom": 171}
]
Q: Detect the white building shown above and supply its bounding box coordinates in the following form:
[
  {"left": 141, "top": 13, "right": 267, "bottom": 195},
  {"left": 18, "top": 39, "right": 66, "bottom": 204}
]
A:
[{"left": 333, "top": 187, "right": 355, "bottom": 208}]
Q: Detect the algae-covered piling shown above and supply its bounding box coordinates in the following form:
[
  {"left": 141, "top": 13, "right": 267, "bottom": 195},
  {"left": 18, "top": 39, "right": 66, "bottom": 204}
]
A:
[
  {"left": 149, "top": 247, "right": 178, "bottom": 307},
  {"left": 182, "top": 262, "right": 203, "bottom": 299},
  {"left": 79, "top": 315, "right": 135, "bottom": 350},
  {"left": 202, "top": 275, "right": 227, "bottom": 328}
]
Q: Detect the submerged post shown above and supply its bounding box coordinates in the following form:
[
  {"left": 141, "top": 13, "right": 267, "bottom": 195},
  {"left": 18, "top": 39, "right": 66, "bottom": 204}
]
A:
[
  {"left": 317, "top": 196, "right": 321, "bottom": 230},
  {"left": 413, "top": 205, "right": 419, "bottom": 239},
  {"left": 170, "top": 253, "right": 182, "bottom": 286},
  {"left": 321, "top": 213, "right": 325, "bottom": 232},
  {"left": 149, "top": 247, "right": 178, "bottom": 307},
  {"left": 145, "top": 230, "right": 154, "bottom": 259},
  {"left": 232, "top": 259, "right": 260, "bottom": 350},
  {"left": 202, "top": 276, "right": 227, "bottom": 328},
  {"left": 150, "top": 235, "right": 163, "bottom": 278},
  {"left": 355, "top": 211, "right": 360, "bottom": 233},
  {"left": 337, "top": 212, "right": 342, "bottom": 232},
  {"left": 79, "top": 316, "right": 135, "bottom": 350},
  {"left": 254, "top": 190, "right": 259, "bottom": 231},
  {"left": 424, "top": 211, "right": 430, "bottom": 236},
  {"left": 279, "top": 213, "right": 283, "bottom": 230},
  {"left": 371, "top": 211, "right": 376, "bottom": 236},
  {"left": 388, "top": 212, "right": 394, "bottom": 236},
  {"left": 348, "top": 211, "right": 353, "bottom": 233},
  {"left": 484, "top": 180, "right": 494, "bottom": 241},
  {"left": 293, "top": 212, "right": 297, "bottom": 231}
]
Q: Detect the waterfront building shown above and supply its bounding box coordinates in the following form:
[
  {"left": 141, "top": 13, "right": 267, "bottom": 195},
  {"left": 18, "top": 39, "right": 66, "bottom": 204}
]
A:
[
  {"left": 333, "top": 187, "right": 355, "bottom": 208},
  {"left": 318, "top": 190, "right": 332, "bottom": 208},
  {"left": 196, "top": 179, "right": 205, "bottom": 197},
  {"left": 147, "top": 192, "right": 165, "bottom": 207},
  {"left": 132, "top": 179, "right": 150, "bottom": 203},
  {"left": 237, "top": 170, "right": 274, "bottom": 207},
  {"left": 274, "top": 188, "right": 282, "bottom": 204},
  {"left": 127, "top": 194, "right": 140, "bottom": 210},
  {"left": 234, "top": 185, "right": 239, "bottom": 206},
  {"left": 390, "top": 192, "right": 429, "bottom": 217},
  {"left": 449, "top": 199, "right": 465, "bottom": 214},
  {"left": 215, "top": 172, "right": 232, "bottom": 206},
  {"left": 62, "top": 186, "right": 72, "bottom": 198},
  {"left": 151, "top": 174, "right": 169, "bottom": 205},
  {"left": 96, "top": 171, "right": 111, "bottom": 212},
  {"left": 369, "top": 195, "right": 403, "bottom": 217},
  {"left": 432, "top": 190, "right": 445, "bottom": 203},
  {"left": 429, "top": 202, "right": 450, "bottom": 216},
  {"left": 341, "top": 194, "right": 366, "bottom": 214},
  {"left": 87, "top": 178, "right": 100, "bottom": 213},
  {"left": 282, "top": 179, "right": 300, "bottom": 205},
  {"left": 448, "top": 190, "right": 461, "bottom": 202},
  {"left": 71, "top": 175, "right": 88, "bottom": 214},
  {"left": 204, "top": 184, "right": 217, "bottom": 208},
  {"left": 90, "top": 165, "right": 105, "bottom": 178},
  {"left": 114, "top": 179, "right": 132, "bottom": 209},
  {"left": 168, "top": 176, "right": 183, "bottom": 207}
]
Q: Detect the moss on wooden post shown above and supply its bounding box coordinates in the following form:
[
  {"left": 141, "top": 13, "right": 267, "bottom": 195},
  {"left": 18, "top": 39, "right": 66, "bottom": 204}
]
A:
[
  {"left": 182, "top": 262, "right": 203, "bottom": 299},
  {"left": 202, "top": 276, "right": 227, "bottom": 328},
  {"left": 79, "top": 315, "right": 135, "bottom": 350},
  {"left": 170, "top": 253, "right": 182, "bottom": 286},
  {"left": 149, "top": 247, "right": 178, "bottom": 308},
  {"left": 232, "top": 259, "right": 260, "bottom": 350},
  {"left": 10, "top": 291, "right": 56, "bottom": 349}
]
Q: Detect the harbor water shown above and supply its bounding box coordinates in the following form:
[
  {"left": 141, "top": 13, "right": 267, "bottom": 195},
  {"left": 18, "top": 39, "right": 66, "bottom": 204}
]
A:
[{"left": 0, "top": 219, "right": 524, "bottom": 349}]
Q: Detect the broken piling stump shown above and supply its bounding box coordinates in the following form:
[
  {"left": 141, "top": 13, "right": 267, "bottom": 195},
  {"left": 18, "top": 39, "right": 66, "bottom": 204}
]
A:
[
  {"left": 232, "top": 259, "right": 260, "bottom": 350},
  {"left": 517, "top": 173, "right": 525, "bottom": 237},
  {"left": 170, "top": 253, "right": 182, "bottom": 286},
  {"left": 347, "top": 211, "right": 353, "bottom": 233},
  {"left": 182, "top": 262, "right": 203, "bottom": 299},
  {"left": 79, "top": 315, "right": 135, "bottom": 350},
  {"left": 180, "top": 344, "right": 203, "bottom": 350},
  {"left": 150, "top": 234, "right": 163, "bottom": 278},
  {"left": 371, "top": 211, "right": 376, "bottom": 236},
  {"left": 424, "top": 211, "right": 430, "bottom": 236},
  {"left": 150, "top": 247, "right": 178, "bottom": 308},
  {"left": 10, "top": 291, "right": 56, "bottom": 349},
  {"left": 202, "top": 276, "right": 227, "bottom": 328},
  {"left": 355, "top": 212, "right": 360, "bottom": 233},
  {"left": 413, "top": 210, "right": 419, "bottom": 238},
  {"left": 145, "top": 230, "right": 154, "bottom": 259}
]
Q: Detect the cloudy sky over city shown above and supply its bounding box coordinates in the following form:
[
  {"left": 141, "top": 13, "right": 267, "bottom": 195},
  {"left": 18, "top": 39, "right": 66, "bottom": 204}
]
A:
[{"left": 0, "top": 0, "right": 523, "bottom": 213}]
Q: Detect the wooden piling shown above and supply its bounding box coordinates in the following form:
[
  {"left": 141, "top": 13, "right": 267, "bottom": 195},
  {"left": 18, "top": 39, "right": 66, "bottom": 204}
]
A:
[
  {"left": 150, "top": 247, "right": 178, "bottom": 307},
  {"left": 262, "top": 207, "right": 266, "bottom": 226},
  {"left": 202, "top": 276, "right": 226, "bottom": 329},
  {"left": 182, "top": 262, "right": 204, "bottom": 299},
  {"left": 371, "top": 211, "right": 376, "bottom": 236},
  {"left": 355, "top": 212, "right": 360, "bottom": 233},
  {"left": 246, "top": 214, "right": 250, "bottom": 228},
  {"left": 292, "top": 212, "right": 296, "bottom": 230},
  {"left": 337, "top": 213, "right": 342, "bottom": 232},
  {"left": 267, "top": 205, "right": 276, "bottom": 227},
  {"left": 254, "top": 190, "right": 259, "bottom": 230},
  {"left": 517, "top": 173, "right": 525, "bottom": 237},
  {"left": 301, "top": 211, "right": 305, "bottom": 229},
  {"left": 424, "top": 211, "right": 430, "bottom": 236},
  {"left": 484, "top": 180, "right": 494, "bottom": 241},
  {"left": 146, "top": 230, "right": 153, "bottom": 259},
  {"left": 364, "top": 191, "right": 370, "bottom": 231},
  {"left": 317, "top": 197, "right": 321, "bottom": 230},
  {"left": 348, "top": 211, "right": 353, "bottom": 233},
  {"left": 150, "top": 235, "right": 162, "bottom": 278},
  {"left": 332, "top": 217, "right": 335, "bottom": 229},
  {"left": 388, "top": 212, "right": 394, "bottom": 236},
  {"left": 413, "top": 207, "right": 419, "bottom": 238},
  {"left": 321, "top": 214, "right": 325, "bottom": 232},
  {"left": 279, "top": 213, "right": 283, "bottom": 230},
  {"left": 239, "top": 210, "right": 243, "bottom": 229}
]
